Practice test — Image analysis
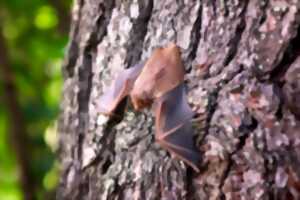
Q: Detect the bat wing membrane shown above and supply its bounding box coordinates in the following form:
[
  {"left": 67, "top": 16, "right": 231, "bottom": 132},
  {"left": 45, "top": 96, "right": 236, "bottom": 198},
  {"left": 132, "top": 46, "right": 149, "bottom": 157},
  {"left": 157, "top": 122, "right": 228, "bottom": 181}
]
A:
[
  {"left": 98, "top": 62, "right": 144, "bottom": 114},
  {"left": 155, "top": 84, "right": 201, "bottom": 171},
  {"left": 156, "top": 84, "right": 194, "bottom": 133}
]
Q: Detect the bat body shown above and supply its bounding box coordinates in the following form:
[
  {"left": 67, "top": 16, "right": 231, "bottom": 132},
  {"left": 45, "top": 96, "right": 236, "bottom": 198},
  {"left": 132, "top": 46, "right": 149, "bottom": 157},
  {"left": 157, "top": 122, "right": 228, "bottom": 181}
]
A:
[
  {"left": 98, "top": 43, "right": 201, "bottom": 171},
  {"left": 130, "top": 43, "right": 185, "bottom": 110}
]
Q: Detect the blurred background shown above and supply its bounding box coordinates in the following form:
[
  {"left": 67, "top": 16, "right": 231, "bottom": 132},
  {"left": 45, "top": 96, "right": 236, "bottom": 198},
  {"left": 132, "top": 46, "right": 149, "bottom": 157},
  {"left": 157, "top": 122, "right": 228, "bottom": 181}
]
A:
[{"left": 0, "top": 0, "right": 72, "bottom": 199}]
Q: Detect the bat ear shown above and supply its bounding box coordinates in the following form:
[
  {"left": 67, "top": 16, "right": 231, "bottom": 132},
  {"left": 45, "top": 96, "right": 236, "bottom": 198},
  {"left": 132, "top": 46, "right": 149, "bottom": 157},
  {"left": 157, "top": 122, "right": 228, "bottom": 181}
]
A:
[
  {"left": 155, "top": 84, "right": 200, "bottom": 171},
  {"left": 98, "top": 62, "right": 144, "bottom": 115}
]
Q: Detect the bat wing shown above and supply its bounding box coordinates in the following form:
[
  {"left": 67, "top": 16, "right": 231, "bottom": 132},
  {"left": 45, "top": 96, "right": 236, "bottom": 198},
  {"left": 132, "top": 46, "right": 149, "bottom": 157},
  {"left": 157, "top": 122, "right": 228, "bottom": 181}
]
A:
[
  {"left": 98, "top": 62, "right": 144, "bottom": 115},
  {"left": 155, "top": 84, "right": 200, "bottom": 172},
  {"left": 156, "top": 84, "right": 194, "bottom": 132}
]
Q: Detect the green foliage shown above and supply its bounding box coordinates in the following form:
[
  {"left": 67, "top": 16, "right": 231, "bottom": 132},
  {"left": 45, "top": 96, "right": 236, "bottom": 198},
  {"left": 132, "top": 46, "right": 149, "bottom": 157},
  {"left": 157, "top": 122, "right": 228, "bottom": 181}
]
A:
[
  {"left": 0, "top": 0, "right": 72, "bottom": 199},
  {"left": 34, "top": 6, "right": 58, "bottom": 30},
  {"left": 0, "top": 111, "right": 22, "bottom": 200}
]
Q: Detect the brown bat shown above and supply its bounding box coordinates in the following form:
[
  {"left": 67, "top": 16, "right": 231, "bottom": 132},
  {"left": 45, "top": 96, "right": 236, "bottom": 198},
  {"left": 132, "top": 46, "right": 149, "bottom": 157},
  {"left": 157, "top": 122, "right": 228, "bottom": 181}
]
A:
[{"left": 98, "top": 43, "right": 201, "bottom": 171}]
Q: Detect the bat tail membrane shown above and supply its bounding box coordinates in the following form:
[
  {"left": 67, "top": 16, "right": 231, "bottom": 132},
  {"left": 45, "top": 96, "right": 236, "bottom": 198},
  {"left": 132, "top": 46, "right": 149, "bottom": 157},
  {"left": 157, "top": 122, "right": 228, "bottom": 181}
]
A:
[
  {"left": 97, "top": 62, "right": 144, "bottom": 115},
  {"left": 156, "top": 84, "right": 201, "bottom": 171}
]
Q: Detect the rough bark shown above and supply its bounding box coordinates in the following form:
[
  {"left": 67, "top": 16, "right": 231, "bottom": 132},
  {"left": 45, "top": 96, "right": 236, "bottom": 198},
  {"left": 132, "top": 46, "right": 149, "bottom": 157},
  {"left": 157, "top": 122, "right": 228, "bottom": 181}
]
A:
[{"left": 58, "top": 0, "right": 300, "bottom": 199}]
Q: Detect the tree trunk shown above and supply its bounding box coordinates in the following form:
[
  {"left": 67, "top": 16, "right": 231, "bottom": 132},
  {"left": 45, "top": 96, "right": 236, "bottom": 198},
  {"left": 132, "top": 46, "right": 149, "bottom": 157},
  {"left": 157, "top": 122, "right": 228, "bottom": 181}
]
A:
[{"left": 57, "top": 0, "right": 300, "bottom": 199}]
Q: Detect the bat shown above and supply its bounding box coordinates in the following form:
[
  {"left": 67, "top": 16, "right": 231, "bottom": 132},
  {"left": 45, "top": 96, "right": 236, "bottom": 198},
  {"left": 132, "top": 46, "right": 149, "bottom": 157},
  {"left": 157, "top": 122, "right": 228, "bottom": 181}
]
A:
[{"left": 98, "top": 43, "right": 201, "bottom": 171}]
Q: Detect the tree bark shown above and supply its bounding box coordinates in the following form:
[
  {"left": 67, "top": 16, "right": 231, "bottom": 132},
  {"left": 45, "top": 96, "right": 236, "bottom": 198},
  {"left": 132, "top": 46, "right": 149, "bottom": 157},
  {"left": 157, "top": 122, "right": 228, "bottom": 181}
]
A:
[{"left": 58, "top": 0, "right": 300, "bottom": 199}]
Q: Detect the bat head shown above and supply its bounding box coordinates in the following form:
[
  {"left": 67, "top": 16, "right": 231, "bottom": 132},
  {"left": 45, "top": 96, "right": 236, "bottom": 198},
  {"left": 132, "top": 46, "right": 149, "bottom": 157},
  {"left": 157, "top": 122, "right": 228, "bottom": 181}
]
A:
[{"left": 130, "top": 43, "right": 185, "bottom": 110}]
